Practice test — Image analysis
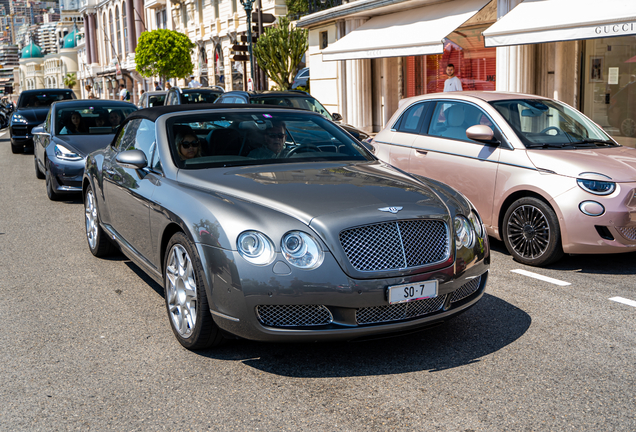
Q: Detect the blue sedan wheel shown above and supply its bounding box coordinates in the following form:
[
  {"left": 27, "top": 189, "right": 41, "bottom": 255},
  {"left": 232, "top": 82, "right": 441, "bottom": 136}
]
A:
[{"left": 164, "top": 232, "right": 223, "bottom": 350}]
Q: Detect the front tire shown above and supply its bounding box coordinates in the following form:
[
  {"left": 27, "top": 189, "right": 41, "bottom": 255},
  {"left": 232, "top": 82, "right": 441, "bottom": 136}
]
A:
[
  {"left": 502, "top": 197, "right": 564, "bottom": 266},
  {"left": 84, "top": 186, "right": 115, "bottom": 257},
  {"left": 45, "top": 160, "right": 62, "bottom": 201},
  {"left": 34, "top": 156, "right": 45, "bottom": 179},
  {"left": 164, "top": 232, "right": 223, "bottom": 350},
  {"left": 10, "top": 140, "right": 22, "bottom": 154}
]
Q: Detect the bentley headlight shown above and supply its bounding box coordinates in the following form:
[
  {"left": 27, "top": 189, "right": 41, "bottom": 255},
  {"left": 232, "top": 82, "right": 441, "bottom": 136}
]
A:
[
  {"left": 577, "top": 178, "right": 615, "bottom": 196},
  {"left": 281, "top": 231, "right": 323, "bottom": 269},
  {"left": 54, "top": 144, "right": 82, "bottom": 161},
  {"left": 454, "top": 215, "right": 475, "bottom": 249},
  {"left": 12, "top": 113, "right": 27, "bottom": 123},
  {"left": 468, "top": 211, "right": 483, "bottom": 238},
  {"left": 237, "top": 231, "right": 275, "bottom": 265}
]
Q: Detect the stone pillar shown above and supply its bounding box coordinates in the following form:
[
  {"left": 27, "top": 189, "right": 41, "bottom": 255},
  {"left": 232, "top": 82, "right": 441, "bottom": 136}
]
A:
[
  {"left": 84, "top": 14, "right": 93, "bottom": 64},
  {"left": 344, "top": 18, "right": 372, "bottom": 133},
  {"left": 495, "top": 0, "right": 535, "bottom": 94},
  {"left": 133, "top": 0, "right": 145, "bottom": 42},
  {"left": 126, "top": 0, "right": 136, "bottom": 53}
]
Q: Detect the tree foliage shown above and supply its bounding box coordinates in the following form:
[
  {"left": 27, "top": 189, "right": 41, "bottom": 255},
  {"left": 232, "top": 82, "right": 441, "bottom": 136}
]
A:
[
  {"left": 63, "top": 72, "right": 76, "bottom": 89},
  {"left": 285, "top": 0, "right": 308, "bottom": 19},
  {"left": 135, "top": 29, "right": 195, "bottom": 80},
  {"left": 253, "top": 16, "right": 308, "bottom": 90}
]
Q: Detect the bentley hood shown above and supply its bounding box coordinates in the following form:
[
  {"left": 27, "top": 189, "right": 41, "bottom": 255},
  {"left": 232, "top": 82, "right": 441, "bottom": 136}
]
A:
[
  {"left": 177, "top": 161, "right": 459, "bottom": 227},
  {"left": 526, "top": 147, "right": 636, "bottom": 182}
]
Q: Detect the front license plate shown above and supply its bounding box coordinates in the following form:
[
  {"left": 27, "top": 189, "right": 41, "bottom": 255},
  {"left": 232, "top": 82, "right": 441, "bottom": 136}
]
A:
[{"left": 387, "top": 280, "right": 438, "bottom": 305}]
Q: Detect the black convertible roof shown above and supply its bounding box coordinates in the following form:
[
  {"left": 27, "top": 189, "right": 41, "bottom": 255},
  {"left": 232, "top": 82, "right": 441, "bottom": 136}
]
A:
[{"left": 126, "top": 103, "right": 307, "bottom": 122}]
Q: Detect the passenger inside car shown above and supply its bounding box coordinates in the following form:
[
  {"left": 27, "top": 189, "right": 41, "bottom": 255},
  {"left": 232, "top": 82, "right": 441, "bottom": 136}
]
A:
[
  {"left": 248, "top": 121, "right": 287, "bottom": 159},
  {"left": 176, "top": 128, "right": 202, "bottom": 160}
]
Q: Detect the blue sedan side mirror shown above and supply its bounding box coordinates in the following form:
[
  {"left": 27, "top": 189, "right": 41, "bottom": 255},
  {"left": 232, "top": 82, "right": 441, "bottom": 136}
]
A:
[{"left": 116, "top": 149, "right": 148, "bottom": 169}]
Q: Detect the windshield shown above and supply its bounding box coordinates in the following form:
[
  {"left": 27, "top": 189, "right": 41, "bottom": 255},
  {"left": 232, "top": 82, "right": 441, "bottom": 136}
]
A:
[
  {"left": 250, "top": 96, "right": 333, "bottom": 120},
  {"left": 18, "top": 91, "right": 74, "bottom": 109},
  {"left": 182, "top": 91, "right": 221, "bottom": 104},
  {"left": 167, "top": 111, "right": 373, "bottom": 169},
  {"left": 490, "top": 99, "right": 615, "bottom": 148},
  {"left": 57, "top": 105, "right": 137, "bottom": 135}
]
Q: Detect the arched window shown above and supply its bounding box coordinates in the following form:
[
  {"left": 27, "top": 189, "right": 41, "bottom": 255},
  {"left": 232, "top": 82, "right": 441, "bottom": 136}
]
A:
[
  {"left": 109, "top": 10, "right": 115, "bottom": 58},
  {"left": 122, "top": 2, "right": 128, "bottom": 55},
  {"left": 115, "top": 6, "right": 122, "bottom": 56}
]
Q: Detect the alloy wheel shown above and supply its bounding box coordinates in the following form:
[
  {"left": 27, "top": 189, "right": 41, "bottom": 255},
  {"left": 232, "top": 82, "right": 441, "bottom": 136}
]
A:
[
  {"left": 165, "top": 244, "right": 198, "bottom": 339},
  {"left": 506, "top": 204, "right": 550, "bottom": 260},
  {"left": 85, "top": 190, "right": 98, "bottom": 251}
]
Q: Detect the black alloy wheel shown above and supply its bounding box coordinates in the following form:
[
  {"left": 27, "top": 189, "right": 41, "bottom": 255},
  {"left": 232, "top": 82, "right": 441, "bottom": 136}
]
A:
[
  {"left": 34, "top": 156, "right": 45, "bottom": 179},
  {"left": 502, "top": 197, "right": 564, "bottom": 267},
  {"left": 45, "top": 159, "right": 62, "bottom": 201}
]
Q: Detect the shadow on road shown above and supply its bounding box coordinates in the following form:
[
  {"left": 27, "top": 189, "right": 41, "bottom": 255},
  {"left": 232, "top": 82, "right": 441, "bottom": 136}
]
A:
[
  {"left": 490, "top": 237, "right": 636, "bottom": 275},
  {"left": 193, "top": 293, "right": 530, "bottom": 377}
]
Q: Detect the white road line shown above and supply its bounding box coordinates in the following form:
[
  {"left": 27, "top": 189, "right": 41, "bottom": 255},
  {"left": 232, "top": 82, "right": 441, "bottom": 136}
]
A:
[
  {"left": 609, "top": 297, "right": 636, "bottom": 308},
  {"left": 510, "top": 269, "right": 571, "bottom": 286}
]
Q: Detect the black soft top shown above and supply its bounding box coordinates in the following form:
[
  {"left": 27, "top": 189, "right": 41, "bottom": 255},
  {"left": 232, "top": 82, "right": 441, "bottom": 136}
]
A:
[
  {"left": 126, "top": 103, "right": 307, "bottom": 122},
  {"left": 51, "top": 99, "right": 136, "bottom": 110}
]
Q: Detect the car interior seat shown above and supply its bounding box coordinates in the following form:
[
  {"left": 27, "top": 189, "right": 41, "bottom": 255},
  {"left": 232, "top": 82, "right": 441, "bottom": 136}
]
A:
[
  {"left": 440, "top": 104, "right": 467, "bottom": 140},
  {"left": 205, "top": 128, "right": 244, "bottom": 156}
]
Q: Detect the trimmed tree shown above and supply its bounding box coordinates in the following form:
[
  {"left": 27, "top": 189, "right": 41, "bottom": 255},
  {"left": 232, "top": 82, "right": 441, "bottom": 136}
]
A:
[
  {"left": 135, "top": 29, "right": 195, "bottom": 82},
  {"left": 253, "top": 16, "right": 307, "bottom": 90}
]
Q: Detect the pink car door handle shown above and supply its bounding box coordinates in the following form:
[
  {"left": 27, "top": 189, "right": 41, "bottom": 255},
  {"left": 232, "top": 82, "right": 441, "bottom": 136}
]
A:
[{"left": 415, "top": 149, "right": 428, "bottom": 155}]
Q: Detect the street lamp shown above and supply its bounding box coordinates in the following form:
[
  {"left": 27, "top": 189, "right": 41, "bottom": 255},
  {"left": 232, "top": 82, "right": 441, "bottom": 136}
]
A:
[{"left": 239, "top": 0, "right": 255, "bottom": 86}]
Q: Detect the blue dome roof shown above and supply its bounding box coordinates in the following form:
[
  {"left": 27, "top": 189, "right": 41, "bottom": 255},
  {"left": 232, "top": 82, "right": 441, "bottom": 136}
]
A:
[
  {"left": 21, "top": 42, "right": 43, "bottom": 59},
  {"left": 63, "top": 30, "right": 77, "bottom": 49}
]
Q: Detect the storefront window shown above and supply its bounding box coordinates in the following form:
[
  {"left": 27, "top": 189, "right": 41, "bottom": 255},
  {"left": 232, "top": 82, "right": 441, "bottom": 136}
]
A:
[
  {"left": 403, "top": 25, "right": 496, "bottom": 97},
  {"left": 582, "top": 36, "right": 636, "bottom": 146}
]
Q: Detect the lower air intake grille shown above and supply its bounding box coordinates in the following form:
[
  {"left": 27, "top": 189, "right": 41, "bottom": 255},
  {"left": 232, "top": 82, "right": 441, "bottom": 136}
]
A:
[
  {"left": 450, "top": 276, "right": 482, "bottom": 303},
  {"left": 616, "top": 226, "right": 636, "bottom": 241},
  {"left": 256, "top": 305, "right": 333, "bottom": 327},
  {"left": 339, "top": 219, "right": 449, "bottom": 271},
  {"left": 356, "top": 295, "right": 447, "bottom": 325}
]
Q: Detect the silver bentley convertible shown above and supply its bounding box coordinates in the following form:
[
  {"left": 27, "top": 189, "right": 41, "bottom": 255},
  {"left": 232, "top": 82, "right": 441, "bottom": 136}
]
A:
[{"left": 83, "top": 104, "right": 490, "bottom": 349}]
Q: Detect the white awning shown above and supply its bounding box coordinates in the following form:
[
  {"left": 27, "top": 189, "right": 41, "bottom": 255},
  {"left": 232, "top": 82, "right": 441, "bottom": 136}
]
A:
[
  {"left": 321, "top": 0, "right": 491, "bottom": 62},
  {"left": 483, "top": 0, "right": 636, "bottom": 47}
]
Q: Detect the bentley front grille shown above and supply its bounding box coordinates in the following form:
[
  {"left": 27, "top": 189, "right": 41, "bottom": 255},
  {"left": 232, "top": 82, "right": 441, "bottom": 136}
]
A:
[
  {"left": 616, "top": 226, "right": 636, "bottom": 241},
  {"left": 356, "top": 295, "right": 447, "bottom": 325},
  {"left": 256, "top": 304, "right": 333, "bottom": 327},
  {"left": 339, "top": 219, "right": 449, "bottom": 271},
  {"left": 450, "top": 276, "right": 482, "bottom": 303}
]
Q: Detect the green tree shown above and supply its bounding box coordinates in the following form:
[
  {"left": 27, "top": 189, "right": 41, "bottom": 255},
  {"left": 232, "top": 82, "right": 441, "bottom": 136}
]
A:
[
  {"left": 253, "top": 16, "right": 307, "bottom": 90},
  {"left": 63, "top": 72, "right": 77, "bottom": 89},
  {"left": 135, "top": 29, "right": 195, "bottom": 81},
  {"left": 286, "top": 0, "right": 308, "bottom": 19}
]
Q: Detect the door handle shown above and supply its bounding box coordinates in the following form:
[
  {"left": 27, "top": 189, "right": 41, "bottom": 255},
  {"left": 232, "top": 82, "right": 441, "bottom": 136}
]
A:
[
  {"left": 416, "top": 149, "right": 428, "bottom": 155},
  {"left": 105, "top": 168, "right": 117, "bottom": 176}
]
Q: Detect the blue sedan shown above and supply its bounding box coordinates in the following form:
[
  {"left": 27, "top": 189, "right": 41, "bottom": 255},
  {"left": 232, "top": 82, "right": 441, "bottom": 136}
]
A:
[{"left": 33, "top": 100, "right": 137, "bottom": 200}]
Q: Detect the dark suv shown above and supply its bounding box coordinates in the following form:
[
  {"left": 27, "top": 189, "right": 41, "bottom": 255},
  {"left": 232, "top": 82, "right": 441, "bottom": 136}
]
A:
[
  {"left": 164, "top": 86, "right": 224, "bottom": 106},
  {"left": 10, "top": 89, "right": 76, "bottom": 153},
  {"left": 215, "top": 90, "right": 369, "bottom": 141}
]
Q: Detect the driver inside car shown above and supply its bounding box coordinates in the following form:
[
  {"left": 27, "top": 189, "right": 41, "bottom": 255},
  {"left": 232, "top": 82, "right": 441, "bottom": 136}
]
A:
[{"left": 248, "top": 121, "right": 287, "bottom": 159}]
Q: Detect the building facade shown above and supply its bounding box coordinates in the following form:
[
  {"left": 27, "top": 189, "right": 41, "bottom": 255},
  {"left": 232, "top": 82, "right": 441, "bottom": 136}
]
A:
[{"left": 298, "top": 0, "right": 636, "bottom": 146}]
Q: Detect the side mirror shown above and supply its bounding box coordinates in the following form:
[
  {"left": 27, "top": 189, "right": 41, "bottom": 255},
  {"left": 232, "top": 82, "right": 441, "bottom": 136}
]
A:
[
  {"left": 332, "top": 112, "right": 343, "bottom": 122},
  {"left": 116, "top": 149, "right": 148, "bottom": 169},
  {"left": 32, "top": 125, "right": 49, "bottom": 136},
  {"left": 466, "top": 125, "right": 499, "bottom": 145}
]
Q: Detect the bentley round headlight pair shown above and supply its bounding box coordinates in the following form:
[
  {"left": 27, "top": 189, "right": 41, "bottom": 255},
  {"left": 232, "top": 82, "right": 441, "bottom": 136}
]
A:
[
  {"left": 454, "top": 215, "right": 475, "bottom": 249},
  {"left": 237, "top": 230, "right": 323, "bottom": 269}
]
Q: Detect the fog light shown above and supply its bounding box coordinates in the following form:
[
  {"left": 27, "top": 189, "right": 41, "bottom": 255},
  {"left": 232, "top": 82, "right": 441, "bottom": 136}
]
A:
[{"left": 579, "top": 201, "right": 605, "bottom": 217}]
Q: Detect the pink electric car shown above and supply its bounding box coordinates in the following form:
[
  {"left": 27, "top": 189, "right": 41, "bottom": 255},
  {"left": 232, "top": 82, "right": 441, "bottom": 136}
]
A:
[{"left": 371, "top": 92, "right": 636, "bottom": 266}]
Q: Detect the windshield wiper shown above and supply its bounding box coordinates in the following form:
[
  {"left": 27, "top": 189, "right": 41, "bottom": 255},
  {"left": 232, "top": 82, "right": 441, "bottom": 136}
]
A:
[
  {"left": 525, "top": 143, "right": 566, "bottom": 149},
  {"left": 568, "top": 139, "right": 616, "bottom": 147}
]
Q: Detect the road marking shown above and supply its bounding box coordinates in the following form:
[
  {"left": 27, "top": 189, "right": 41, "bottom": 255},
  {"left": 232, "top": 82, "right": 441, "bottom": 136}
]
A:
[
  {"left": 510, "top": 269, "right": 571, "bottom": 286},
  {"left": 609, "top": 297, "right": 636, "bottom": 308}
]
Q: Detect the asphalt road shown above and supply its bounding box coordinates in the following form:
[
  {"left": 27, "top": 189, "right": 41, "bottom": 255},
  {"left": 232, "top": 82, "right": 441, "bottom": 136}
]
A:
[{"left": 1, "top": 127, "right": 635, "bottom": 431}]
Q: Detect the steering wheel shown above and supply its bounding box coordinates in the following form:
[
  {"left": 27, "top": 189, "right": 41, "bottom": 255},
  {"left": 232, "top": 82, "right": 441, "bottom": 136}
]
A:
[
  {"left": 286, "top": 144, "right": 321, "bottom": 157},
  {"left": 539, "top": 126, "right": 563, "bottom": 135}
]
